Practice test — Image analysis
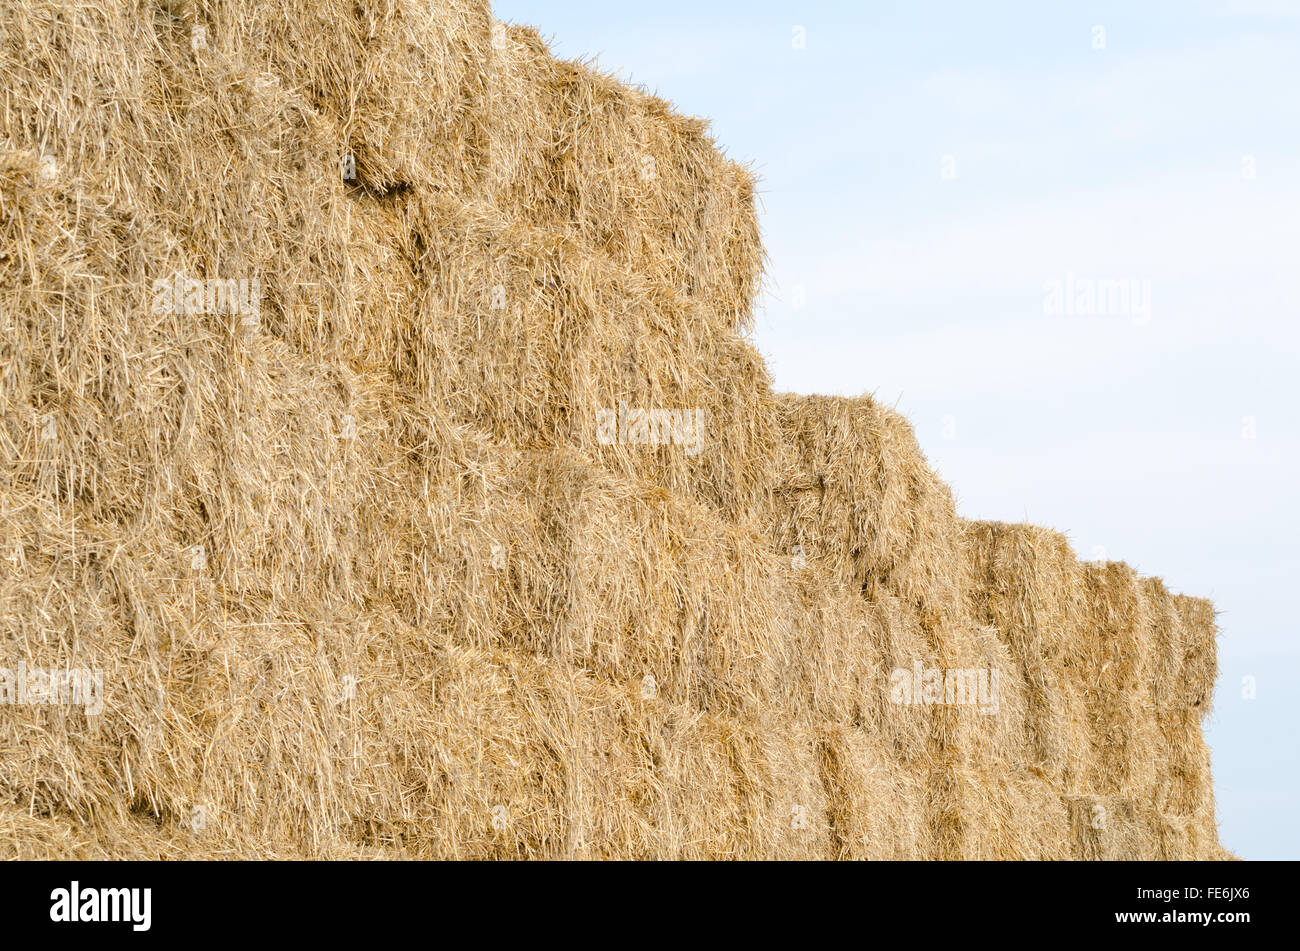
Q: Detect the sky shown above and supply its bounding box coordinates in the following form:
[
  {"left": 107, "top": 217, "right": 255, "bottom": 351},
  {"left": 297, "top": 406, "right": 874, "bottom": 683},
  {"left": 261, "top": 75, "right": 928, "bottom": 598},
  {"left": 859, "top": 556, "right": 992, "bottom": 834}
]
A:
[{"left": 492, "top": 0, "right": 1299, "bottom": 860}]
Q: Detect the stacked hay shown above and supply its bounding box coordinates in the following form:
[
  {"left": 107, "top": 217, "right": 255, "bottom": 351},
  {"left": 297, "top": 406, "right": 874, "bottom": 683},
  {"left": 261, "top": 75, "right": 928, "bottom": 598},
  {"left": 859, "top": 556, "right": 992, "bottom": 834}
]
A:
[
  {"left": 0, "top": 0, "right": 1224, "bottom": 858},
  {"left": 963, "top": 522, "right": 1221, "bottom": 858},
  {"left": 769, "top": 395, "right": 1081, "bottom": 858}
]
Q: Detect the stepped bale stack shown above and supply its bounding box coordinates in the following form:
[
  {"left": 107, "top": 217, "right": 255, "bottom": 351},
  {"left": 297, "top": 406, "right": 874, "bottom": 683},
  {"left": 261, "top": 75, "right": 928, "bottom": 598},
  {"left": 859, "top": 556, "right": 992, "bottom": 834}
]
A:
[{"left": 0, "top": 0, "right": 1225, "bottom": 858}]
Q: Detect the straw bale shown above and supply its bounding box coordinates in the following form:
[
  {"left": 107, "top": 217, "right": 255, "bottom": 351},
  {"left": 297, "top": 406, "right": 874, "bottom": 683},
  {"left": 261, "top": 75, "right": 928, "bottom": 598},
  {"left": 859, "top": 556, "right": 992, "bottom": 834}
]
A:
[
  {"left": 1076, "top": 562, "right": 1159, "bottom": 798},
  {"left": 485, "top": 24, "right": 762, "bottom": 330},
  {"left": 1174, "top": 594, "right": 1218, "bottom": 712},
  {"left": 963, "top": 521, "right": 1092, "bottom": 787},
  {"left": 772, "top": 394, "right": 967, "bottom": 624},
  {"left": 814, "top": 726, "right": 931, "bottom": 859},
  {"left": 1065, "top": 796, "right": 1157, "bottom": 860},
  {"left": 395, "top": 194, "right": 782, "bottom": 524}
]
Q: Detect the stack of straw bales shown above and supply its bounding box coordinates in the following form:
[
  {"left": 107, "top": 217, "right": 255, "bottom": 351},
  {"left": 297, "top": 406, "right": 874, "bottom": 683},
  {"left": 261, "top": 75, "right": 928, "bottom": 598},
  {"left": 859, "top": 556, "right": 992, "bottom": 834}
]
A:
[{"left": 0, "top": 0, "right": 1225, "bottom": 858}]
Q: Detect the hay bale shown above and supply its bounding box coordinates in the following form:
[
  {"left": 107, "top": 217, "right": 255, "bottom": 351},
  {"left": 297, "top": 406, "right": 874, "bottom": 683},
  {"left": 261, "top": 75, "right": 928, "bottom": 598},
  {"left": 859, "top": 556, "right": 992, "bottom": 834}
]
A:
[
  {"left": 1065, "top": 796, "right": 1157, "bottom": 860},
  {"left": 814, "top": 726, "right": 930, "bottom": 859},
  {"left": 1065, "top": 793, "right": 1215, "bottom": 860},
  {"left": 216, "top": 0, "right": 493, "bottom": 195},
  {"left": 964, "top": 521, "right": 1092, "bottom": 787},
  {"left": 1140, "top": 577, "right": 1187, "bottom": 712},
  {"left": 485, "top": 23, "right": 761, "bottom": 330},
  {"left": 490, "top": 448, "right": 874, "bottom": 725},
  {"left": 771, "top": 394, "right": 969, "bottom": 624},
  {"left": 1077, "top": 562, "right": 1159, "bottom": 797},
  {"left": 1152, "top": 706, "right": 1215, "bottom": 822},
  {"left": 947, "top": 773, "right": 1070, "bottom": 860},
  {"left": 1174, "top": 594, "right": 1219, "bottom": 711},
  {"left": 395, "top": 194, "right": 782, "bottom": 524}
]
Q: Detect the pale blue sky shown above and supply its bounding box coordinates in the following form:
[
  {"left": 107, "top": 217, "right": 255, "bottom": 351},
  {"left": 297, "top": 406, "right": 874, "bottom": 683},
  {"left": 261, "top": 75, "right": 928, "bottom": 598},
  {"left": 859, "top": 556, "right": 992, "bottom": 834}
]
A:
[{"left": 492, "top": 0, "right": 1300, "bottom": 859}]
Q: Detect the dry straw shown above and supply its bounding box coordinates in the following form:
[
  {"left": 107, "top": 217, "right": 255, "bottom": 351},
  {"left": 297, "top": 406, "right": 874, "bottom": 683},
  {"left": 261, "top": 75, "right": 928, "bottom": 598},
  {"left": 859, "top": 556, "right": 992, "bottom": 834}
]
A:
[{"left": 1, "top": 0, "right": 1223, "bottom": 858}]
